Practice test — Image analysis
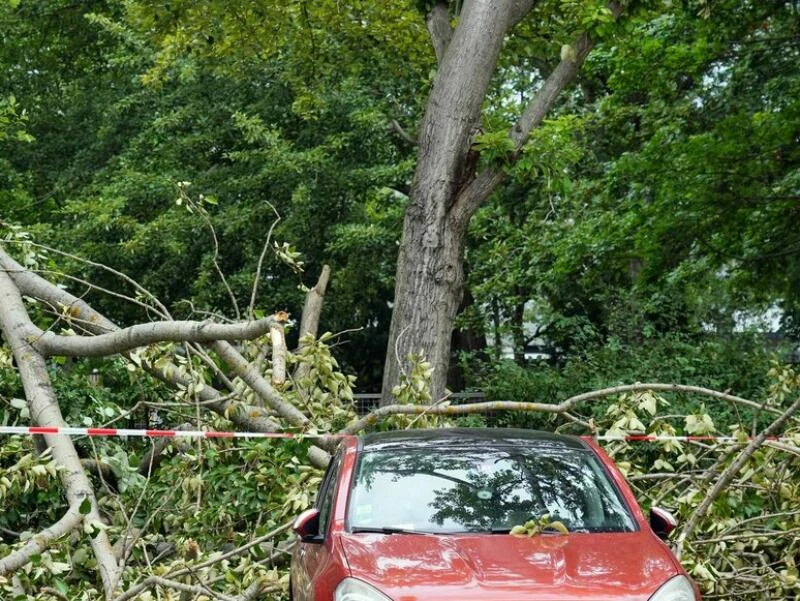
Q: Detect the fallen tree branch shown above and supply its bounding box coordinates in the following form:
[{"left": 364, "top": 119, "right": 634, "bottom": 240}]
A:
[
  {"left": 248, "top": 201, "right": 282, "bottom": 319},
  {"left": 557, "top": 382, "right": 783, "bottom": 415},
  {"left": 295, "top": 265, "right": 331, "bottom": 384},
  {"left": 169, "top": 520, "right": 292, "bottom": 578},
  {"left": 0, "top": 267, "right": 122, "bottom": 597},
  {"left": 40, "top": 587, "right": 70, "bottom": 601},
  {"left": 1, "top": 249, "right": 331, "bottom": 469},
  {"left": 234, "top": 579, "right": 282, "bottom": 601},
  {"left": 344, "top": 382, "right": 786, "bottom": 434},
  {"left": 137, "top": 423, "right": 194, "bottom": 476},
  {"left": 342, "top": 400, "right": 562, "bottom": 434},
  {"left": 31, "top": 317, "right": 279, "bottom": 357},
  {"left": 270, "top": 321, "right": 287, "bottom": 386},
  {"left": 675, "top": 395, "right": 800, "bottom": 559},
  {"left": 211, "top": 341, "right": 310, "bottom": 428},
  {"left": 298, "top": 265, "right": 330, "bottom": 345},
  {"left": 5, "top": 240, "right": 173, "bottom": 319},
  {"left": 127, "top": 576, "right": 282, "bottom": 601},
  {"left": 764, "top": 439, "right": 800, "bottom": 456},
  {"left": 114, "top": 521, "right": 292, "bottom": 601},
  {"left": 0, "top": 505, "right": 83, "bottom": 575},
  {"left": 82, "top": 458, "right": 118, "bottom": 491},
  {"left": 117, "top": 575, "right": 241, "bottom": 601}
]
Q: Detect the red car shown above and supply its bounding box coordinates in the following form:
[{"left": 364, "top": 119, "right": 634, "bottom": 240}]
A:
[{"left": 290, "top": 428, "right": 700, "bottom": 601}]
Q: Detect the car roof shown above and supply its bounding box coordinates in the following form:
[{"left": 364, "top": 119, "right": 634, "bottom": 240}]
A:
[{"left": 359, "top": 427, "right": 588, "bottom": 452}]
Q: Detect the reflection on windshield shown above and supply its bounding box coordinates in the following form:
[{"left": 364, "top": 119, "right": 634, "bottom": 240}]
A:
[{"left": 348, "top": 445, "right": 636, "bottom": 534}]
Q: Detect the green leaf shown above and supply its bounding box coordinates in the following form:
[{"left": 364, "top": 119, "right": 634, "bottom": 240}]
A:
[{"left": 54, "top": 579, "right": 69, "bottom": 595}]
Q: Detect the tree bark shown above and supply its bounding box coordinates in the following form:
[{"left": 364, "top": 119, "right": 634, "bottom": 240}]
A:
[
  {"left": 381, "top": 2, "right": 620, "bottom": 404},
  {"left": 0, "top": 506, "right": 84, "bottom": 576},
  {"left": 295, "top": 265, "right": 331, "bottom": 388},
  {"left": 381, "top": 0, "right": 518, "bottom": 405},
  {"left": 297, "top": 265, "right": 330, "bottom": 344}
]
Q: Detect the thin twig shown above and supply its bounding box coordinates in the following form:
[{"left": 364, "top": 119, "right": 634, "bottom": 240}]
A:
[{"left": 248, "top": 201, "right": 282, "bottom": 319}]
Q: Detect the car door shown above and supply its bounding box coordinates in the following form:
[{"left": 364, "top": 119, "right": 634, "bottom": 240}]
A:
[{"left": 292, "top": 450, "right": 343, "bottom": 601}]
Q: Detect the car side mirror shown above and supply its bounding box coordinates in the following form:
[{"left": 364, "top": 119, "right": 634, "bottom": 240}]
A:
[
  {"left": 293, "top": 508, "right": 323, "bottom": 543},
  {"left": 649, "top": 507, "right": 678, "bottom": 540}
]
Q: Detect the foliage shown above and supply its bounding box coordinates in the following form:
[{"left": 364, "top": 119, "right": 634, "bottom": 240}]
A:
[
  {"left": 2, "top": 0, "right": 423, "bottom": 390},
  {"left": 601, "top": 364, "right": 800, "bottom": 599},
  {"left": 468, "top": 331, "right": 777, "bottom": 432},
  {"left": 509, "top": 513, "right": 569, "bottom": 537},
  {"left": 462, "top": 0, "right": 800, "bottom": 371},
  {"left": 0, "top": 95, "right": 33, "bottom": 144},
  {"left": 0, "top": 0, "right": 799, "bottom": 598},
  {"left": 0, "top": 318, "right": 355, "bottom": 598},
  {"left": 391, "top": 353, "right": 434, "bottom": 405}
]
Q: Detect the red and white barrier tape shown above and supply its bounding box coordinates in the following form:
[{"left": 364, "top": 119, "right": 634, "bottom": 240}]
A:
[
  {"left": 0, "top": 426, "right": 328, "bottom": 439},
  {"left": 0, "top": 425, "right": 795, "bottom": 443}
]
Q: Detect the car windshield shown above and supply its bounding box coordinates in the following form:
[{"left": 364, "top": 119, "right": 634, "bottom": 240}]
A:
[{"left": 347, "top": 444, "right": 636, "bottom": 534}]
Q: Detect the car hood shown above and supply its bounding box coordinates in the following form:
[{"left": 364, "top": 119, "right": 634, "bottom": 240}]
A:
[{"left": 339, "top": 531, "right": 679, "bottom": 601}]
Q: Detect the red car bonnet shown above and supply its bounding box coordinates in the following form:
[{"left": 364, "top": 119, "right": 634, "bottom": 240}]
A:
[{"left": 338, "top": 530, "right": 679, "bottom": 601}]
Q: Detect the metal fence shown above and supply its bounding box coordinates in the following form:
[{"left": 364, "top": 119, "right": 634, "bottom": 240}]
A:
[{"left": 353, "top": 392, "right": 487, "bottom": 416}]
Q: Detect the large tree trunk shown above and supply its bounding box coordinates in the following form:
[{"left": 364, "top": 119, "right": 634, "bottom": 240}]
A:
[
  {"left": 383, "top": 208, "right": 469, "bottom": 402},
  {"left": 381, "top": 0, "right": 518, "bottom": 404},
  {"left": 381, "top": 0, "right": 605, "bottom": 404},
  {"left": 0, "top": 269, "right": 122, "bottom": 597}
]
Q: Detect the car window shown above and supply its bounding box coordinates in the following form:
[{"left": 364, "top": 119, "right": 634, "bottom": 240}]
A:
[
  {"left": 347, "top": 445, "right": 636, "bottom": 534},
  {"left": 317, "top": 451, "right": 343, "bottom": 536}
]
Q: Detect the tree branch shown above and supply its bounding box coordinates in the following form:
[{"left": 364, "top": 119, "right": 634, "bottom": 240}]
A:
[
  {"left": 298, "top": 265, "right": 330, "bottom": 343},
  {"left": 509, "top": 0, "right": 538, "bottom": 29},
  {"left": 0, "top": 506, "right": 83, "bottom": 575},
  {"left": 295, "top": 265, "right": 332, "bottom": 385},
  {"left": 426, "top": 1, "right": 452, "bottom": 65},
  {"left": 3, "top": 250, "right": 284, "bottom": 436},
  {"left": 451, "top": 3, "right": 623, "bottom": 225},
  {"left": 114, "top": 575, "right": 281, "bottom": 601},
  {"left": 0, "top": 267, "right": 122, "bottom": 597},
  {"left": 510, "top": 33, "right": 594, "bottom": 148},
  {"left": 342, "top": 399, "right": 560, "bottom": 434},
  {"left": 115, "top": 575, "right": 242, "bottom": 601},
  {"left": 344, "top": 382, "right": 786, "bottom": 434},
  {"left": 389, "top": 119, "right": 417, "bottom": 145},
  {"left": 248, "top": 201, "right": 281, "bottom": 319},
  {"left": 31, "top": 317, "right": 279, "bottom": 357},
  {"left": 4, "top": 240, "right": 173, "bottom": 320},
  {"left": 211, "top": 341, "right": 310, "bottom": 428},
  {"left": 556, "top": 382, "right": 781, "bottom": 415},
  {"left": 675, "top": 395, "right": 800, "bottom": 559},
  {"left": 113, "top": 522, "right": 292, "bottom": 601},
  {"left": 137, "top": 423, "right": 194, "bottom": 476},
  {"left": 270, "top": 322, "right": 287, "bottom": 386},
  {"left": 1, "top": 248, "right": 331, "bottom": 469}
]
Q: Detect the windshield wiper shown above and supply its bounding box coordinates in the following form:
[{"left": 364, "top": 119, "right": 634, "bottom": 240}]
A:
[{"left": 350, "top": 526, "right": 427, "bottom": 535}]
